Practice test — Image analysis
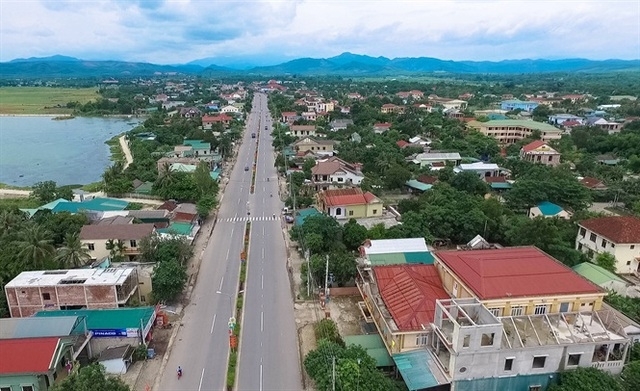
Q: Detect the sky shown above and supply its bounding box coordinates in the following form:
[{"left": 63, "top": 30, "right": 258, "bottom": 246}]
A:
[{"left": 1, "top": 0, "right": 639, "bottom": 67}]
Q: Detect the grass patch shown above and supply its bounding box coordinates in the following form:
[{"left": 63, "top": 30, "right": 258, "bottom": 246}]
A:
[
  {"left": 106, "top": 135, "right": 125, "bottom": 163},
  {"left": 226, "top": 351, "right": 237, "bottom": 388},
  {"left": 0, "top": 182, "right": 32, "bottom": 190},
  {"left": 0, "top": 87, "right": 99, "bottom": 115},
  {"left": 81, "top": 182, "right": 103, "bottom": 192},
  {"left": 0, "top": 197, "right": 41, "bottom": 209},
  {"left": 605, "top": 206, "right": 636, "bottom": 216}
]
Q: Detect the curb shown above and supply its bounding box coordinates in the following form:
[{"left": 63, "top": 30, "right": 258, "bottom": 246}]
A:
[{"left": 232, "top": 221, "right": 252, "bottom": 391}]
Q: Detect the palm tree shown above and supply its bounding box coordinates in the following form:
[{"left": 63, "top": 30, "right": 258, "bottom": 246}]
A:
[
  {"left": 16, "top": 224, "right": 55, "bottom": 269},
  {"left": 154, "top": 162, "right": 178, "bottom": 190},
  {"left": 0, "top": 209, "right": 26, "bottom": 238},
  {"left": 106, "top": 239, "right": 127, "bottom": 262},
  {"left": 55, "top": 232, "right": 91, "bottom": 268}
]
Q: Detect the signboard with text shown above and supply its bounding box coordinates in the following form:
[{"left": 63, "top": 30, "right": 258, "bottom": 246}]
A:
[{"left": 92, "top": 328, "right": 140, "bottom": 338}]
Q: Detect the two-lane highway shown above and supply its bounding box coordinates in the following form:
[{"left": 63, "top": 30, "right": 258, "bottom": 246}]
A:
[{"left": 157, "top": 93, "right": 300, "bottom": 390}]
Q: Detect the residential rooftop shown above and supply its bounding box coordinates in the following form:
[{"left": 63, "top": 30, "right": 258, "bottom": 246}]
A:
[
  {"left": 0, "top": 337, "right": 61, "bottom": 375},
  {"left": 35, "top": 307, "right": 156, "bottom": 331},
  {"left": 579, "top": 216, "right": 640, "bottom": 244},
  {"left": 468, "top": 119, "right": 561, "bottom": 132},
  {"left": 434, "top": 247, "right": 601, "bottom": 300},
  {"left": 79, "top": 223, "right": 155, "bottom": 240},
  {"left": 6, "top": 268, "right": 135, "bottom": 288}
]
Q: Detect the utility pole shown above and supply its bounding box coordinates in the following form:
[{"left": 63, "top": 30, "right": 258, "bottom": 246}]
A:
[
  {"left": 325, "top": 254, "right": 330, "bottom": 303},
  {"left": 305, "top": 250, "right": 310, "bottom": 297},
  {"left": 332, "top": 356, "right": 336, "bottom": 391}
]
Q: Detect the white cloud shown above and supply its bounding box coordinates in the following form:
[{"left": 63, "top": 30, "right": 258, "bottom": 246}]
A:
[{"left": 0, "top": 0, "right": 638, "bottom": 63}]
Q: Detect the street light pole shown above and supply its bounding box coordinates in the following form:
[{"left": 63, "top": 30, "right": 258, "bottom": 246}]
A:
[{"left": 216, "top": 290, "right": 233, "bottom": 315}]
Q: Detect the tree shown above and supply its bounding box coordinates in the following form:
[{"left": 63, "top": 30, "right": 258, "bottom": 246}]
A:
[
  {"left": 291, "top": 215, "right": 344, "bottom": 254},
  {"left": 56, "top": 232, "right": 91, "bottom": 268},
  {"left": 105, "top": 239, "right": 127, "bottom": 262},
  {"left": 621, "top": 361, "right": 640, "bottom": 391},
  {"left": 532, "top": 104, "right": 552, "bottom": 122},
  {"left": 153, "top": 172, "right": 200, "bottom": 201},
  {"left": 383, "top": 164, "right": 411, "bottom": 190},
  {"left": 196, "top": 194, "right": 217, "bottom": 219},
  {"left": 139, "top": 236, "right": 193, "bottom": 266},
  {"left": 151, "top": 259, "right": 188, "bottom": 303},
  {"left": 31, "top": 181, "right": 72, "bottom": 203},
  {"left": 342, "top": 219, "right": 368, "bottom": 251},
  {"left": 52, "top": 363, "right": 130, "bottom": 391},
  {"left": 548, "top": 367, "right": 622, "bottom": 391},
  {"left": 314, "top": 319, "right": 344, "bottom": 346},
  {"left": 16, "top": 224, "right": 55, "bottom": 269},
  {"left": 595, "top": 252, "right": 617, "bottom": 273},
  {"left": 449, "top": 171, "right": 490, "bottom": 196},
  {"left": 194, "top": 161, "right": 218, "bottom": 197}
]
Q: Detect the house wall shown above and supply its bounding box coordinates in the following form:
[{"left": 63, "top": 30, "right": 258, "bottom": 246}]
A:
[
  {"left": 0, "top": 374, "right": 48, "bottom": 391},
  {"left": 83, "top": 238, "right": 143, "bottom": 261},
  {"left": 365, "top": 202, "right": 383, "bottom": 218},
  {"left": 528, "top": 207, "right": 571, "bottom": 220},
  {"left": 345, "top": 204, "right": 368, "bottom": 219},
  {"left": 100, "top": 358, "right": 127, "bottom": 375},
  {"left": 575, "top": 227, "right": 640, "bottom": 274},
  {"left": 522, "top": 151, "right": 561, "bottom": 167},
  {"left": 474, "top": 124, "right": 561, "bottom": 145},
  {"left": 454, "top": 373, "right": 556, "bottom": 391},
  {"left": 330, "top": 171, "right": 364, "bottom": 185},
  {"left": 434, "top": 260, "right": 604, "bottom": 317}
]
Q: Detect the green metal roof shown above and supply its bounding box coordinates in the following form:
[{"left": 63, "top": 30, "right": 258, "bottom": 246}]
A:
[
  {"left": 344, "top": 334, "right": 394, "bottom": 367},
  {"left": 183, "top": 140, "right": 211, "bottom": 150},
  {"left": 368, "top": 252, "right": 434, "bottom": 266},
  {"left": 133, "top": 182, "right": 154, "bottom": 195},
  {"left": 158, "top": 222, "right": 193, "bottom": 236},
  {"left": 405, "top": 180, "right": 432, "bottom": 192},
  {"left": 34, "top": 307, "right": 155, "bottom": 330},
  {"left": 393, "top": 350, "right": 440, "bottom": 391},
  {"left": 50, "top": 198, "right": 128, "bottom": 213},
  {"left": 490, "top": 182, "right": 512, "bottom": 190},
  {"left": 572, "top": 262, "right": 626, "bottom": 285}
]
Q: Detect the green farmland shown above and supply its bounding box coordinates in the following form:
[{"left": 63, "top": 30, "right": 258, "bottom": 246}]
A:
[{"left": 0, "top": 87, "right": 99, "bottom": 114}]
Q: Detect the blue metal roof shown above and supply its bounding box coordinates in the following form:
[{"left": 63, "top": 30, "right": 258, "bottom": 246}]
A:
[
  {"left": 405, "top": 180, "right": 432, "bottom": 192},
  {"left": 537, "top": 201, "right": 563, "bottom": 216},
  {"left": 393, "top": 350, "right": 441, "bottom": 391}
]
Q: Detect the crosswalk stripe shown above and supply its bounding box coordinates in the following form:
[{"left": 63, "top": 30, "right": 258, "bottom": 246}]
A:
[{"left": 216, "top": 215, "right": 282, "bottom": 224}]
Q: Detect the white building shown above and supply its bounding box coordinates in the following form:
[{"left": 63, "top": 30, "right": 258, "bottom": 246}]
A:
[
  {"left": 220, "top": 105, "right": 240, "bottom": 114},
  {"left": 576, "top": 216, "right": 640, "bottom": 274},
  {"left": 311, "top": 157, "right": 364, "bottom": 191},
  {"left": 413, "top": 152, "right": 462, "bottom": 168},
  {"left": 454, "top": 162, "right": 501, "bottom": 179}
]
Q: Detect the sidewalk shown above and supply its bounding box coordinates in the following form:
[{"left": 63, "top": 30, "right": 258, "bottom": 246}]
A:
[{"left": 119, "top": 135, "right": 134, "bottom": 170}]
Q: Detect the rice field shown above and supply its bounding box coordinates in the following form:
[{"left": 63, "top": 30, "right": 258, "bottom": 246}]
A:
[{"left": 0, "top": 87, "right": 99, "bottom": 114}]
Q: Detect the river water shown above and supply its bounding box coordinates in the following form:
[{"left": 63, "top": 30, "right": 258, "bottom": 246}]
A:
[{"left": 0, "top": 116, "right": 141, "bottom": 187}]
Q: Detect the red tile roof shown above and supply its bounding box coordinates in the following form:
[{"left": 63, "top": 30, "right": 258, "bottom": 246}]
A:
[
  {"left": 484, "top": 176, "right": 507, "bottom": 183},
  {"left": 435, "top": 247, "right": 601, "bottom": 300},
  {"left": 321, "top": 188, "right": 379, "bottom": 207},
  {"left": 417, "top": 175, "right": 438, "bottom": 185},
  {"left": 374, "top": 122, "right": 392, "bottom": 128},
  {"left": 374, "top": 265, "right": 449, "bottom": 331},
  {"left": 202, "top": 114, "right": 232, "bottom": 123},
  {"left": 0, "top": 337, "right": 59, "bottom": 374},
  {"left": 396, "top": 140, "right": 410, "bottom": 148},
  {"left": 580, "top": 177, "right": 605, "bottom": 189},
  {"left": 521, "top": 140, "right": 547, "bottom": 152},
  {"left": 580, "top": 216, "right": 640, "bottom": 244}
]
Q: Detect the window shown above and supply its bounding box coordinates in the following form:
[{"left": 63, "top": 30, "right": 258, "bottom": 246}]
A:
[
  {"left": 1, "top": 387, "right": 12, "bottom": 391},
  {"left": 87, "top": 243, "right": 95, "bottom": 251},
  {"left": 481, "top": 333, "right": 495, "bottom": 346},
  {"left": 578, "top": 243, "right": 583, "bottom": 251},
  {"left": 548, "top": 156, "right": 553, "bottom": 162},
  {"left": 560, "top": 302, "right": 570, "bottom": 313},
  {"left": 372, "top": 209, "right": 378, "bottom": 214},
  {"left": 567, "top": 353, "right": 581, "bottom": 366},
  {"left": 42, "top": 293, "right": 51, "bottom": 300},
  {"left": 462, "top": 335, "right": 470, "bottom": 348},
  {"left": 627, "top": 261, "right": 632, "bottom": 266},
  {"left": 504, "top": 358, "right": 514, "bottom": 371},
  {"left": 601, "top": 239, "right": 607, "bottom": 248},
  {"left": 632, "top": 245, "right": 636, "bottom": 250},
  {"left": 590, "top": 233, "right": 597, "bottom": 242},
  {"left": 335, "top": 208, "right": 342, "bottom": 216},
  {"left": 488, "top": 307, "right": 502, "bottom": 317},
  {"left": 337, "top": 177, "right": 343, "bottom": 182},
  {"left": 611, "top": 243, "right": 615, "bottom": 248},
  {"left": 532, "top": 356, "right": 546, "bottom": 369},
  {"left": 529, "top": 386, "right": 542, "bottom": 391},
  {"left": 22, "top": 387, "right": 34, "bottom": 391},
  {"left": 130, "top": 240, "right": 137, "bottom": 248},
  {"left": 534, "top": 304, "right": 548, "bottom": 315},
  {"left": 348, "top": 210, "right": 354, "bottom": 216},
  {"left": 415, "top": 334, "right": 428, "bottom": 346},
  {"left": 511, "top": 306, "right": 524, "bottom": 316},
  {"left": 140, "top": 295, "right": 146, "bottom": 302}
]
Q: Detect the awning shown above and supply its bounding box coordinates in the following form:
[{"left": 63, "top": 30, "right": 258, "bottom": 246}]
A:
[{"left": 393, "top": 350, "right": 447, "bottom": 391}]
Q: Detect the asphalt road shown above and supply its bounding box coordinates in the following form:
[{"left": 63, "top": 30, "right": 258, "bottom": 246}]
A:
[{"left": 157, "top": 93, "right": 301, "bottom": 391}]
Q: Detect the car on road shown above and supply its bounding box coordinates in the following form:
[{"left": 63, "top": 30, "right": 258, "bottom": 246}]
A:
[
  {"left": 264, "top": 126, "right": 267, "bottom": 130},
  {"left": 244, "top": 166, "right": 249, "bottom": 171},
  {"left": 251, "top": 133, "right": 256, "bottom": 138}
]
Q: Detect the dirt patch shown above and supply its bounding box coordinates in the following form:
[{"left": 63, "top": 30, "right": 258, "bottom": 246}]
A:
[
  {"left": 298, "top": 323, "right": 317, "bottom": 391},
  {"left": 327, "top": 296, "right": 364, "bottom": 337}
]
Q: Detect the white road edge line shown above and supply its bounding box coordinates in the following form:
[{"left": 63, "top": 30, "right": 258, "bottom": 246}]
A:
[
  {"left": 260, "top": 364, "right": 263, "bottom": 391},
  {"left": 261, "top": 275, "right": 264, "bottom": 290},
  {"left": 210, "top": 313, "right": 216, "bottom": 334},
  {"left": 198, "top": 368, "right": 205, "bottom": 391},
  {"left": 218, "top": 277, "right": 224, "bottom": 291},
  {"left": 261, "top": 248, "right": 264, "bottom": 258},
  {"left": 261, "top": 311, "right": 264, "bottom": 332},
  {"left": 226, "top": 248, "right": 230, "bottom": 259}
]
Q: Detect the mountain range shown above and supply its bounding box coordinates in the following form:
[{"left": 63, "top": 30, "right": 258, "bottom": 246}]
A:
[{"left": 1, "top": 52, "right": 638, "bottom": 79}]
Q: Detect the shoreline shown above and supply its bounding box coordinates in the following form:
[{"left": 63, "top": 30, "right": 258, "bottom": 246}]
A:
[
  {"left": 0, "top": 113, "right": 147, "bottom": 118},
  {"left": 0, "top": 113, "right": 73, "bottom": 117}
]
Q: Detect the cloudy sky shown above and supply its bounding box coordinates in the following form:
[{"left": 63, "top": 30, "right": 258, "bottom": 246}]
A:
[{"left": 1, "top": 0, "right": 639, "bottom": 66}]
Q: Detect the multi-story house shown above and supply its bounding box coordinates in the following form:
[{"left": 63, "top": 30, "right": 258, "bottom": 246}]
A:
[
  {"left": 317, "top": 188, "right": 383, "bottom": 220},
  {"left": 467, "top": 120, "right": 562, "bottom": 145},
  {"left": 500, "top": 99, "right": 539, "bottom": 112},
  {"left": 202, "top": 114, "right": 232, "bottom": 129},
  {"left": 289, "top": 125, "right": 317, "bottom": 138},
  {"left": 310, "top": 157, "right": 364, "bottom": 191},
  {"left": 586, "top": 117, "right": 623, "bottom": 134},
  {"left": 413, "top": 152, "right": 462, "bottom": 169},
  {"left": 4, "top": 268, "right": 139, "bottom": 317},
  {"left": 454, "top": 162, "right": 502, "bottom": 179},
  {"left": 292, "top": 137, "right": 335, "bottom": 156},
  {"left": 356, "top": 246, "right": 632, "bottom": 391},
  {"left": 576, "top": 216, "right": 640, "bottom": 274},
  {"left": 79, "top": 223, "right": 155, "bottom": 261},
  {"left": 380, "top": 104, "right": 405, "bottom": 114},
  {"left": 520, "top": 140, "right": 561, "bottom": 167}
]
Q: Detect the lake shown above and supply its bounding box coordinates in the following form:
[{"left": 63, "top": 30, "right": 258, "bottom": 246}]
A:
[{"left": 0, "top": 116, "right": 141, "bottom": 187}]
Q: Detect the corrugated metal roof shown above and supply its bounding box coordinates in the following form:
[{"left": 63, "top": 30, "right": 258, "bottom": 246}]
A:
[
  {"left": 365, "top": 238, "right": 428, "bottom": 255},
  {"left": 537, "top": 201, "right": 563, "bottom": 216},
  {"left": 35, "top": 307, "right": 155, "bottom": 330},
  {"left": 435, "top": 247, "right": 602, "bottom": 300},
  {"left": 344, "top": 334, "right": 394, "bottom": 367},
  {"left": 405, "top": 180, "right": 432, "bottom": 191},
  {"left": 374, "top": 264, "right": 449, "bottom": 331},
  {"left": 393, "top": 350, "right": 441, "bottom": 390},
  {"left": 0, "top": 316, "right": 83, "bottom": 339},
  {"left": 573, "top": 262, "right": 627, "bottom": 285},
  {"left": 0, "top": 337, "right": 60, "bottom": 375}
]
